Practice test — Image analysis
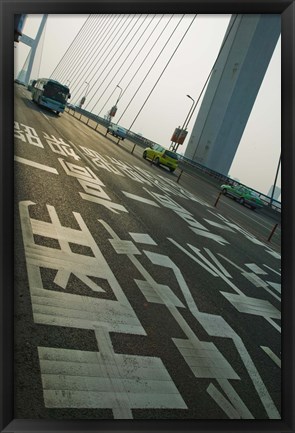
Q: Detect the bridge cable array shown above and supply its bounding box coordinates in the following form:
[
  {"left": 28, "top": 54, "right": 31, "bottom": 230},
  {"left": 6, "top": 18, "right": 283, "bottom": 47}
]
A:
[{"left": 50, "top": 15, "right": 199, "bottom": 132}]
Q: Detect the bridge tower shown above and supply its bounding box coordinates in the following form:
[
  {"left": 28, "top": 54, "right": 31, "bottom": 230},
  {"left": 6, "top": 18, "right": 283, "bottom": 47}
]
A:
[
  {"left": 16, "top": 14, "right": 48, "bottom": 85},
  {"left": 184, "top": 14, "right": 280, "bottom": 176}
]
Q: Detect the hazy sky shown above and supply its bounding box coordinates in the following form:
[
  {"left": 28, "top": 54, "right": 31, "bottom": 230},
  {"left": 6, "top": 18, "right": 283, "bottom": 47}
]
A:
[{"left": 14, "top": 14, "right": 281, "bottom": 198}]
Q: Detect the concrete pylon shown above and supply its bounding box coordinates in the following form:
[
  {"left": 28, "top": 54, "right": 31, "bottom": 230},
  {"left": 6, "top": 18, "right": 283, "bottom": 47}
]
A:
[
  {"left": 184, "top": 14, "right": 280, "bottom": 176},
  {"left": 16, "top": 14, "right": 48, "bottom": 85}
]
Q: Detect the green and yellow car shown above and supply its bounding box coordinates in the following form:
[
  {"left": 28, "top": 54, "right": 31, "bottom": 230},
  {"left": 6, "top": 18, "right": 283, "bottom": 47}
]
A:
[
  {"left": 220, "top": 184, "right": 264, "bottom": 210},
  {"left": 143, "top": 144, "right": 179, "bottom": 172}
]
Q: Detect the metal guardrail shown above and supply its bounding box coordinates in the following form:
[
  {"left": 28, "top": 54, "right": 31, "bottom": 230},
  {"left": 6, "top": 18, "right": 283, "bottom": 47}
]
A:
[
  {"left": 176, "top": 156, "right": 281, "bottom": 212},
  {"left": 65, "top": 107, "right": 281, "bottom": 213}
]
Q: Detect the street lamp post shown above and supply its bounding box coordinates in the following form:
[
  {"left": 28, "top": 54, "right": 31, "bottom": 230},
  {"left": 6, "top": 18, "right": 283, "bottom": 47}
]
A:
[
  {"left": 108, "top": 85, "right": 123, "bottom": 123},
  {"left": 115, "top": 85, "right": 123, "bottom": 106},
  {"left": 270, "top": 153, "right": 281, "bottom": 206},
  {"left": 85, "top": 81, "right": 90, "bottom": 97},
  {"left": 173, "top": 94, "right": 195, "bottom": 152},
  {"left": 79, "top": 81, "right": 90, "bottom": 108}
]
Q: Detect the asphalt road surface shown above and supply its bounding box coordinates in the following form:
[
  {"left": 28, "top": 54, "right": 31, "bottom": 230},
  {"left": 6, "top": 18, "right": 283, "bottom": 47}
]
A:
[{"left": 14, "top": 83, "right": 281, "bottom": 420}]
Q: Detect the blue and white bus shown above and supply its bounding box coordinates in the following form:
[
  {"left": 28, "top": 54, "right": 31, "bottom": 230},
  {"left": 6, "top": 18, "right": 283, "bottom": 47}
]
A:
[{"left": 31, "top": 78, "right": 71, "bottom": 115}]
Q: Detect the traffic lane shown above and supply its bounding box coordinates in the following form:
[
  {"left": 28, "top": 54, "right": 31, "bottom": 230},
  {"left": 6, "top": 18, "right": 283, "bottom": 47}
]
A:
[
  {"left": 104, "top": 139, "right": 281, "bottom": 253},
  {"left": 14, "top": 149, "right": 281, "bottom": 419},
  {"left": 17, "top": 86, "right": 279, "bottom": 236},
  {"left": 15, "top": 98, "right": 281, "bottom": 352},
  {"left": 208, "top": 195, "right": 281, "bottom": 251},
  {"left": 15, "top": 88, "right": 281, "bottom": 346},
  {"left": 13, "top": 89, "right": 282, "bottom": 326},
  {"left": 157, "top": 168, "right": 281, "bottom": 252},
  {"left": 13, "top": 89, "right": 282, "bottom": 416},
  {"left": 37, "top": 130, "right": 282, "bottom": 366},
  {"left": 97, "top": 159, "right": 281, "bottom": 315},
  {"left": 42, "top": 103, "right": 281, "bottom": 252}
]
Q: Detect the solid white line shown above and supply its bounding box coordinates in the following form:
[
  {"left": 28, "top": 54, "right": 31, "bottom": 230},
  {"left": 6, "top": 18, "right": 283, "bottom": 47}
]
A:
[
  {"left": 207, "top": 383, "right": 240, "bottom": 419},
  {"left": 14, "top": 156, "right": 59, "bottom": 174},
  {"left": 263, "top": 264, "right": 281, "bottom": 276},
  {"left": 260, "top": 346, "right": 281, "bottom": 367},
  {"left": 41, "top": 112, "right": 50, "bottom": 121},
  {"left": 217, "top": 379, "right": 254, "bottom": 418}
]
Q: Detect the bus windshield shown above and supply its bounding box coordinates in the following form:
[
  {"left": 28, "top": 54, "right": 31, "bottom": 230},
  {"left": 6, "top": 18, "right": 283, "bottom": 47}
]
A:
[{"left": 44, "top": 82, "right": 69, "bottom": 103}]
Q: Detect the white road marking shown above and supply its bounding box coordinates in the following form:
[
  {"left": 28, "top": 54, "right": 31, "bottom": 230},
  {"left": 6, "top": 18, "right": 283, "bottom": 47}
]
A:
[
  {"left": 265, "top": 250, "right": 281, "bottom": 259},
  {"left": 207, "top": 383, "right": 241, "bottom": 419},
  {"left": 204, "top": 248, "right": 232, "bottom": 278},
  {"left": 245, "top": 264, "right": 267, "bottom": 275},
  {"left": 190, "top": 227, "right": 229, "bottom": 245},
  {"left": 260, "top": 346, "right": 281, "bottom": 368},
  {"left": 99, "top": 220, "right": 280, "bottom": 419},
  {"left": 14, "top": 156, "right": 59, "bottom": 174},
  {"left": 38, "top": 340, "right": 187, "bottom": 416},
  {"left": 218, "top": 254, "right": 245, "bottom": 272},
  {"left": 41, "top": 112, "right": 50, "bottom": 121},
  {"left": 263, "top": 264, "right": 281, "bottom": 276},
  {"left": 221, "top": 292, "right": 281, "bottom": 320},
  {"left": 122, "top": 191, "right": 160, "bottom": 207},
  {"left": 266, "top": 281, "right": 281, "bottom": 293},
  {"left": 168, "top": 239, "right": 219, "bottom": 277},
  {"left": 129, "top": 233, "right": 157, "bottom": 245},
  {"left": 204, "top": 219, "right": 235, "bottom": 232},
  {"left": 217, "top": 378, "right": 254, "bottom": 418}
]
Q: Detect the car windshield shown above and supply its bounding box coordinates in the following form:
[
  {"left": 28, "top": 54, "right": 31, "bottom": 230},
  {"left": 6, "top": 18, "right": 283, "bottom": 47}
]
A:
[
  {"left": 165, "top": 150, "right": 178, "bottom": 160},
  {"left": 44, "top": 82, "right": 69, "bottom": 103}
]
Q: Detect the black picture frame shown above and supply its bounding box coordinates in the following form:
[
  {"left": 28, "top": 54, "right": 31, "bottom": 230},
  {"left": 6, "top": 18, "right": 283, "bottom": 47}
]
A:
[{"left": 1, "top": 1, "right": 294, "bottom": 432}]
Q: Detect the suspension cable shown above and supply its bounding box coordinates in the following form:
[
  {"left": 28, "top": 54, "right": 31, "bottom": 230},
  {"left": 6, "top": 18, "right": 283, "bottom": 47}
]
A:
[
  {"left": 86, "top": 14, "right": 153, "bottom": 112},
  {"left": 82, "top": 14, "right": 142, "bottom": 110},
  {"left": 117, "top": 14, "right": 187, "bottom": 126},
  {"left": 50, "top": 14, "right": 92, "bottom": 80},
  {"left": 108, "top": 14, "right": 173, "bottom": 119},
  {"left": 97, "top": 14, "right": 165, "bottom": 116},
  {"left": 73, "top": 14, "right": 133, "bottom": 105},
  {"left": 125, "top": 15, "right": 197, "bottom": 132},
  {"left": 65, "top": 14, "right": 115, "bottom": 95},
  {"left": 57, "top": 14, "right": 102, "bottom": 84}
]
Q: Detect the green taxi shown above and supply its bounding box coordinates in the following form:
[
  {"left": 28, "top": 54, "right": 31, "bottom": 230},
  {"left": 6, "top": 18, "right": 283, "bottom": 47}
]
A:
[{"left": 220, "top": 184, "right": 264, "bottom": 210}]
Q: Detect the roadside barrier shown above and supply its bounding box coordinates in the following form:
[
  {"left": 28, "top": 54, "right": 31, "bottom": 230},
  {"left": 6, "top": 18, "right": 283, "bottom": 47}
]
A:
[
  {"left": 268, "top": 223, "right": 279, "bottom": 242},
  {"left": 214, "top": 192, "right": 222, "bottom": 207}
]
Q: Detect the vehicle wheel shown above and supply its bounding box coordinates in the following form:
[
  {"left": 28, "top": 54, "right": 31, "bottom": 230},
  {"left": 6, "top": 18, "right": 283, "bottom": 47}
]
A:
[
  {"left": 222, "top": 188, "right": 227, "bottom": 195},
  {"left": 239, "top": 197, "right": 245, "bottom": 205},
  {"left": 155, "top": 157, "right": 160, "bottom": 166},
  {"left": 143, "top": 151, "right": 147, "bottom": 159}
]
